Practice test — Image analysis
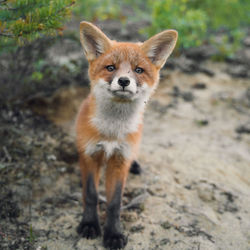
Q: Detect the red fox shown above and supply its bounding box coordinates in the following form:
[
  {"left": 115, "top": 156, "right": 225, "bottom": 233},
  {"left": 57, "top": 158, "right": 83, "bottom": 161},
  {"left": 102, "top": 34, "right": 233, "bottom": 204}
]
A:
[{"left": 76, "top": 21, "right": 178, "bottom": 249}]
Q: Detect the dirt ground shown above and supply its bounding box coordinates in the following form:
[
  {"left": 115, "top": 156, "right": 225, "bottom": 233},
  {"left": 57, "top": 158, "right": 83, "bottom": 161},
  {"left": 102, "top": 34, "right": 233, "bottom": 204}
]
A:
[{"left": 1, "top": 58, "right": 250, "bottom": 250}]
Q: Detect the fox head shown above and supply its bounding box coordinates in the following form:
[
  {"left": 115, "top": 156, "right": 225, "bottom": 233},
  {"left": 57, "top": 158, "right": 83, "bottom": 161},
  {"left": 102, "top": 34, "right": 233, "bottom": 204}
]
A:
[{"left": 80, "top": 22, "right": 178, "bottom": 103}]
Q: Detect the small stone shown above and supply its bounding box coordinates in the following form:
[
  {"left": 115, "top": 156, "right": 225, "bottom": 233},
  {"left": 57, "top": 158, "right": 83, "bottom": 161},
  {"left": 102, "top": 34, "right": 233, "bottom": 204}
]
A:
[
  {"left": 236, "top": 122, "right": 250, "bottom": 134},
  {"left": 182, "top": 91, "right": 194, "bottom": 102},
  {"left": 227, "top": 65, "right": 248, "bottom": 78},
  {"left": 195, "top": 119, "right": 209, "bottom": 127},
  {"left": 192, "top": 82, "right": 207, "bottom": 89},
  {"left": 47, "top": 154, "right": 57, "bottom": 161},
  {"left": 160, "top": 238, "right": 171, "bottom": 246},
  {"left": 161, "top": 221, "right": 172, "bottom": 230},
  {"left": 121, "top": 211, "right": 138, "bottom": 222},
  {"left": 59, "top": 167, "right": 67, "bottom": 173},
  {"left": 197, "top": 183, "right": 215, "bottom": 202},
  {"left": 130, "top": 224, "right": 145, "bottom": 233}
]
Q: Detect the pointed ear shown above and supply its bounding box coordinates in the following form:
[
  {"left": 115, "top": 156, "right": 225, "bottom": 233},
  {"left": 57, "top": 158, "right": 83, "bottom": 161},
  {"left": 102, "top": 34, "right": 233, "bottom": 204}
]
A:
[
  {"left": 141, "top": 30, "right": 178, "bottom": 68},
  {"left": 80, "top": 21, "right": 111, "bottom": 61}
]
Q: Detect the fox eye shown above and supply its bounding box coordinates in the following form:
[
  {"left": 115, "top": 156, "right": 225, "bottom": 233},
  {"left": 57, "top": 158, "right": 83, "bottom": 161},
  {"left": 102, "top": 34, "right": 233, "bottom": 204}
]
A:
[
  {"left": 135, "top": 67, "right": 144, "bottom": 74},
  {"left": 106, "top": 65, "right": 115, "bottom": 72}
]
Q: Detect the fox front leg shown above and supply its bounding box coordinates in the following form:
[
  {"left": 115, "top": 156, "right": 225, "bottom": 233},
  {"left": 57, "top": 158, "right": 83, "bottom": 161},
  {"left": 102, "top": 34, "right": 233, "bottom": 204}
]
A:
[
  {"left": 103, "top": 155, "right": 130, "bottom": 249},
  {"left": 77, "top": 154, "right": 101, "bottom": 239}
]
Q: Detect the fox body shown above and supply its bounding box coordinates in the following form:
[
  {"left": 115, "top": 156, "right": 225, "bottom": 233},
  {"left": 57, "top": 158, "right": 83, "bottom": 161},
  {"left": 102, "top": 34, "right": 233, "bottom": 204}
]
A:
[{"left": 76, "top": 22, "right": 177, "bottom": 249}]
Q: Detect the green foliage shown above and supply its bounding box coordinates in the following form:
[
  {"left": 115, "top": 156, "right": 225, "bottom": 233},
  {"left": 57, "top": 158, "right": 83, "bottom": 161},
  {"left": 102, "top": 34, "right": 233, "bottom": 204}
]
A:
[
  {"left": 0, "top": 0, "right": 75, "bottom": 52},
  {"left": 147, "top": 0, "right": 250, "bottom": 53},
  {"left": 73, "top": 0, "right": 122, "bottom": 20},
  {"left": 31, "top": 71, "right": 43, "bottom": 81},
  {"left": 73, "top": 0, "right": 150, "bottom": 22},
  {"left": 148, "top": 1, "right": 207, "bottom": 48},
  {"left": 210, "top": 29, "right": 245, "bottom": 60},
  {"left": 1, "top": 0, "right": 249, "bottom": 57},
  {"left": 73, "top": 0, "right": 249, "bottom": 57},
  {"left": 29, "top": 224, "right": 36, "bottom": 243}
]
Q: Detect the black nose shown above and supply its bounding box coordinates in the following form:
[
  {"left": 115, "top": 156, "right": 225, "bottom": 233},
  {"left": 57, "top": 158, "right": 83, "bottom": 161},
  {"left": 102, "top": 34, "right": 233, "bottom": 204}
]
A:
[{"left": 118, "top": 77, "right": 130, "bottom": 88}]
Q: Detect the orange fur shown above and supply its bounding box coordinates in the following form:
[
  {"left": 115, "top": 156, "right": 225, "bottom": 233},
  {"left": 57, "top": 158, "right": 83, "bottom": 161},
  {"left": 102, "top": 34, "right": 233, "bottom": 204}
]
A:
[
  {"left": 88, "top": 42, "right": 158, "bottom": 86},
  {"left": 105, "top": 154, "right": 131, "bottom": 203},
  {"left": 76, "top": 94, "right": 143, "bottom": 207},
  {"left": 76, "top": 21, "right": 177, "bottom": 248},
  {"left": 76, "top": 20, "right": 177, "bottom": 212}
]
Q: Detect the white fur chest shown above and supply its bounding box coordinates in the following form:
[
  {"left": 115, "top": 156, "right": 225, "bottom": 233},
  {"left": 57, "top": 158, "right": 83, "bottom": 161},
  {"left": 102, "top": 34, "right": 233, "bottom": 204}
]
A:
[
  {"left": 91, "top": 104, "right": 142, "bottom": 139},
  {"left": 91, "top": 83, "right": 145, "bottom": 139},
  {"left": 85, "top": 140, "right": 131, "bottom": 159}
]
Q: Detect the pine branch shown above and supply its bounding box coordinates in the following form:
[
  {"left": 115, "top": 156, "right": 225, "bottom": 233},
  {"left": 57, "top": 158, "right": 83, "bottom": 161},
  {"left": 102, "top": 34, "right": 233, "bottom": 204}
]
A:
[
  {"left": 49, "top": 0, "right": 75, "bottom": 18},
  {"left": 0, "top": 0, "right": 75, "bottom": 52},
  {"left": 43, "top": 1, "right": 74, "bottom": 24}
]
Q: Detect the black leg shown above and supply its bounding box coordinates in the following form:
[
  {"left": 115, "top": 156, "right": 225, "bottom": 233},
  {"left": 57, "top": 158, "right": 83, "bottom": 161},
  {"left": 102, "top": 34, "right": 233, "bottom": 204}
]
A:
[
  {"left": 77, "top": 174, "right": 101, "bottom": 239},
  {"left": 103, "top": 183, "right": 127, "bottom": 249},
  {"left": 129, "top": 160, "right": 141, "bottom": 175}
]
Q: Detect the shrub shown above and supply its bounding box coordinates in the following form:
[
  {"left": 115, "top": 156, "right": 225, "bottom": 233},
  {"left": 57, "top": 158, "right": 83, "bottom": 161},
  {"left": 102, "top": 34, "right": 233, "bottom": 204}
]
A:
[
  {"left": 73, "top": 0, "right": 122, "bottom": 20},
  {"left": 146, "top": 0, "right": 250, "bottom": 55},
  {"left": 0, "top": 0, "right": 75, "bottom": 53}
]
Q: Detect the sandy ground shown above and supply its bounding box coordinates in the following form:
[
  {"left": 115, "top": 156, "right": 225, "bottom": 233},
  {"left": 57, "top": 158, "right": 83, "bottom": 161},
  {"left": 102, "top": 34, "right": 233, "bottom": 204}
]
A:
[
  {"left": 1, "top": 61, "right": 250, "bottom": 250},
  {"left": 37, "top": 63, "right": 250, "bottom": 249}
]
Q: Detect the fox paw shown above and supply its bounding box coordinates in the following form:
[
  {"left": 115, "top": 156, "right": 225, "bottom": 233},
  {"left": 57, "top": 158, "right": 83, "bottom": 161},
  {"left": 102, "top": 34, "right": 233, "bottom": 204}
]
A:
[
  {"left": 130, "top": 160, "right": 141, "bottom": 175},
  {"left": 77, "top": 220, "right": 101, "bottom": 239},
  {"left": 103, "top": 231, "right": 128, "bottom": 249}
]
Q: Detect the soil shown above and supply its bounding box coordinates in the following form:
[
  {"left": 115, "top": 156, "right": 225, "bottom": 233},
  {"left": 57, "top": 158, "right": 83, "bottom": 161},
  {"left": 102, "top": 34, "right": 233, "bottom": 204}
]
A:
[{"left": 1, "top": 22, "right": 250, "bottom": 250}]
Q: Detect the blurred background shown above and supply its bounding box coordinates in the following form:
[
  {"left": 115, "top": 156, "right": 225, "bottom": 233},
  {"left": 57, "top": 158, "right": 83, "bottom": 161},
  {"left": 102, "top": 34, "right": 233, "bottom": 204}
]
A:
[
  {"left": 1, "top": 0, "right": 250, "bottom": 103},
  {"left": 0, "top": 1, "right": 250, "bottom": 249}
]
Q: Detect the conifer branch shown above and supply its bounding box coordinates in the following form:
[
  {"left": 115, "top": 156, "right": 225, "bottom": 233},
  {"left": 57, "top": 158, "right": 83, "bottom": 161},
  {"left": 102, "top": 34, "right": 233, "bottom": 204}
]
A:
[{"left": 0, "top": 0, "right": 75, "bottom": 52}]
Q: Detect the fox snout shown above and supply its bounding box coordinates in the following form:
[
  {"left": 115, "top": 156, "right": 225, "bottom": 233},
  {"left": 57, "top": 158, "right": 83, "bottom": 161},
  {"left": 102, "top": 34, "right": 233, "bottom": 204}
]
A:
[
  {"left": 104, "top": 61, "right": 139, "bottom": 100},
  {"left": 110, "top": 74, "right": 138, "bottom": 100},
  {"left": 118, "top": 77, "right": 130, "bottom": 88}
]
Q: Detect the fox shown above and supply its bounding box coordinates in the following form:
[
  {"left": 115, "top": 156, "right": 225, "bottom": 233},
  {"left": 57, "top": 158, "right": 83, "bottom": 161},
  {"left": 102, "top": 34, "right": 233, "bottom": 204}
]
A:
[{"left": 76, "top": 21, "right": 178, "bottom": 249}]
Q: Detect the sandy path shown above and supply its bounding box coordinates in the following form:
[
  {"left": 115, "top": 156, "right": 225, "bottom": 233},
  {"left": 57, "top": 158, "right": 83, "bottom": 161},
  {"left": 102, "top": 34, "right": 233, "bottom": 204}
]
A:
[
  {"left": 3, "top": 63, "right": 249, "bottom": 250},
  {"left": 41, "top": 64, "right": 250, "bottom": 249}
]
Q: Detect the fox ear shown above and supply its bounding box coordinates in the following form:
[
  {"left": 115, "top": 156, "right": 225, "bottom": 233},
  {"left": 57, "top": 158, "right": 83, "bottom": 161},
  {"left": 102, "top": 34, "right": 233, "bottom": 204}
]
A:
[
  {"left": 80, "top": 21, "right": 111, "bottom": 61},
  {"left": 141, "top": 30, "right": 178, "bottom": 68}
]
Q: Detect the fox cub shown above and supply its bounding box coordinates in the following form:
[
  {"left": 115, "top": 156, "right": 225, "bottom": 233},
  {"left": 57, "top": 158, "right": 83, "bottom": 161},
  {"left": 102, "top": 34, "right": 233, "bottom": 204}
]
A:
[{"left": 76, "top": 21, "right": 178, "bottom": 249}]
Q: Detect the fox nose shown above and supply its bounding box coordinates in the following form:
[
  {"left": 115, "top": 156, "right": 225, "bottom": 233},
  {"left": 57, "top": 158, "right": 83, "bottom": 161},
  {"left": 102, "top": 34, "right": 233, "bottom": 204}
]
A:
[{"left": 118, "top": 77, "right": 130, "bottom": 88}]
